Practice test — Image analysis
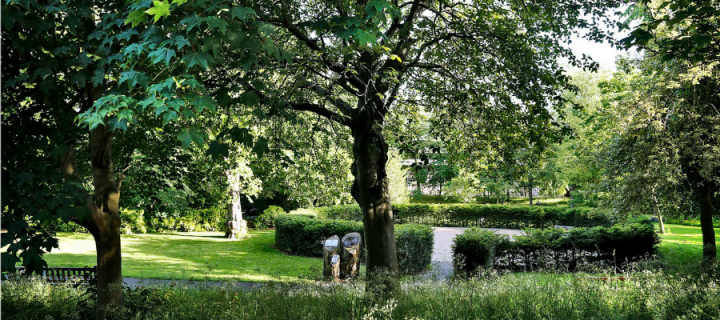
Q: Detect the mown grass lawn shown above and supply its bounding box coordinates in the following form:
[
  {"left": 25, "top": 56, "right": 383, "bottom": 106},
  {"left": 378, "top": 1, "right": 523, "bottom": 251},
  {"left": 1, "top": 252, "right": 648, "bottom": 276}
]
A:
[
  {"left": 38, "top": 222, "right": 720, "bottom": 283},
  {"left": 658, "top": 223, "right": 720, "bottom": 266},
  {"left": 43, "top": 230, "right": 322, "bottom": 282}
]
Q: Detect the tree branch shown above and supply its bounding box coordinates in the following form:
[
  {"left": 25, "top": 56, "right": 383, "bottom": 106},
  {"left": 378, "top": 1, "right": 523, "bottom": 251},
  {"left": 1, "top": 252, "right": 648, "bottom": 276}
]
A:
[
  {"left": 275, "top": 2, "right": 367, "bottom": 91},
  {"left": 243, "top": 81, "right": 353, "bottom": 127}
]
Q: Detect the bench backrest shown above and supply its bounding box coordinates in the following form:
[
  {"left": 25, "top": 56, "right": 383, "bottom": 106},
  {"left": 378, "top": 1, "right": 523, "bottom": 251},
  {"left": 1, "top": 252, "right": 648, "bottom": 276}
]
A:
[{"left": 12, "top": 266, "right": 97, "bottom": 284}]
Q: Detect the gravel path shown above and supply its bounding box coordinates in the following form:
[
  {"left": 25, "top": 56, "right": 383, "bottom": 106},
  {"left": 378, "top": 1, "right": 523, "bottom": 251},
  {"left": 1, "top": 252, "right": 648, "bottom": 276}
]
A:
[{"left": 428, "top": 227, "right": 525, "bottom": 280}]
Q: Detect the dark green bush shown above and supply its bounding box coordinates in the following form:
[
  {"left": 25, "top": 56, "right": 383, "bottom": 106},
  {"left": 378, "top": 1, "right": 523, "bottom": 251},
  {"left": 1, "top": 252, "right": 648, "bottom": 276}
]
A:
[
  {"left": 452, "top": 229, "right": 504, "bottom": 273},
  {"left": 275, "top": 215, "right": 433, "bottom": 274},
  {"left": 557, "top": 207, "right": 615, "bottom": 227},
  {"left": 314, "top": 203, "right": 616, "bottom": 228},
  {"left": 453, "top": 223, "right": 660, "bottom": 274},
  {"left": 395, "top": 224, "right": 434, "bottom": 274}
]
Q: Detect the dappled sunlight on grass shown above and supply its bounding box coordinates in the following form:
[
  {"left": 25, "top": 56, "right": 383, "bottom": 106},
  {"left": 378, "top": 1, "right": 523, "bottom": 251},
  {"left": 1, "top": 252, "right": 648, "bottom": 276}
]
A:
[
  {"left": 658, "top": 224, "right": 720, "bottom": 267},
  {"left": 44, "top": 230, "right": 322, "bottom": 282}
]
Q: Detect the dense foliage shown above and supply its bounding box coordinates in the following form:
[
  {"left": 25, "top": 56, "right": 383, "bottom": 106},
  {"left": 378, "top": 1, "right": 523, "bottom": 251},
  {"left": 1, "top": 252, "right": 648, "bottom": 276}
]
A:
[{"left": 453, "top": 223, "right": 659, "bottom": 274}]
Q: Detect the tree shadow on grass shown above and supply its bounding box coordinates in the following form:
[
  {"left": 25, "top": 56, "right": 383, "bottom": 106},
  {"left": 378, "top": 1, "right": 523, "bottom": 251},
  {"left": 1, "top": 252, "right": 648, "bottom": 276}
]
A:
[{"left": 117, "top": 230, "right": 320, "bottom": 282}]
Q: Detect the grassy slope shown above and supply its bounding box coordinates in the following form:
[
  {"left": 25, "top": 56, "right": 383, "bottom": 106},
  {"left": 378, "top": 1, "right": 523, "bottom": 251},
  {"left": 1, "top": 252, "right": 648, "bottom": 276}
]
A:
[{"left": 43, "top": 230, "right": 321, "bottom": 282}]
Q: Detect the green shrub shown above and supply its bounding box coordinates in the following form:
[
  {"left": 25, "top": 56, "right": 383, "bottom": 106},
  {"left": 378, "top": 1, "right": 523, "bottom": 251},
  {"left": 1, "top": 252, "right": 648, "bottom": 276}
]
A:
[
  {"left": 625, "top": 214, "right": 654, "bottom": 226},
  {"left": 42, "top": 219, "right": 86, "bottom": 233},
  {"left": 256, "top": 205, "right": 286, "bottom": 229},
  {"left": 395, "top": 224, "right": 434, "bottom": 274},
  {"left": 453, "top": 223, "right": 660, "bottom": 273},
  {"left": 314, "top": 203, "right": 616, "bottom": 228},
  {"left": 275, "top": 215, "right": 433, "bottom": 274},
  {"left": 120, "top": 209, "right": 147, "bottom": 234},
  {"left": 453, "top": 229, "right": 503, "bottom": 273},
  {"left": 557, "top": 207, "right": 615, "bottom": 227}
]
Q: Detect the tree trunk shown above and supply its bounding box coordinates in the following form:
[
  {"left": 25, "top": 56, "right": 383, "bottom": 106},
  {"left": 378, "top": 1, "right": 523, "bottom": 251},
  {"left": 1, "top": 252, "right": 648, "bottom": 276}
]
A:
[
  {"left": 651, "top": 186, "right": 665, "bottom": 234},
  {"left": 682, "top": 162, "right": 717, "bottom": 264},
  {"left": 528, "top": 177, "right": 533, "bottom": 206},
  {"left": 225, "top": 200, "right": 247, "bottom": 239},
  {"left": 415, "top": 166, "right": 422, "bottom": 196},
  {"left": 86, "top": 127, "right": 124, "bottom": 318},
  {"left": 350, "top": 124, "right": 399, "bottom": 290},
  {"left": 696, "top": 184, "right": 717, "bottom": 264},
  {"left": 92, "top": 225, "right": 122, "bottom": 317}
]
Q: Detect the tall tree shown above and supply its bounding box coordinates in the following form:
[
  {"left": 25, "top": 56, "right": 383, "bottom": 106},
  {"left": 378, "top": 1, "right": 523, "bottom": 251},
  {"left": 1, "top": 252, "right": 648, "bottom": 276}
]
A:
[
  {"left": 622, "top": 0, "right": 720, "bottom": 264},
  {"left": 600, "top": 56, "right": 719, "bottom": 263},
  {"left": 1, "top": 0, "right": 142, "bottom": 314},
  {"left": 79, "top": 0, "right": 623, "bottom": 289}
]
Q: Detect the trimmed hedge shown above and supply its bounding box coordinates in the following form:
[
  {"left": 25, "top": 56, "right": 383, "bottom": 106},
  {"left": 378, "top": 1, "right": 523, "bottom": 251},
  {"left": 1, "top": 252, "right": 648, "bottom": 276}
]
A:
[
  {"left": 395, "top": 224, "right": 434, "bottom": 275},
  {"left": 274, "top": 215, "right": 433, "bottom": 274},
  {"left": 314, "top": 204, "right": 615, "bottom": 228},
  {"left": 453, "top": 223, "right": 660, "bottom": 274}
]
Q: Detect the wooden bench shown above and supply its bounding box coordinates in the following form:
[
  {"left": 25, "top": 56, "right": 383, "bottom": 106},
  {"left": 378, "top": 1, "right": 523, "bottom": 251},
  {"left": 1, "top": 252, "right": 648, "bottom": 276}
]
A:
[{"left": 9, "top": 266, "right": 97, "bottom": 285}]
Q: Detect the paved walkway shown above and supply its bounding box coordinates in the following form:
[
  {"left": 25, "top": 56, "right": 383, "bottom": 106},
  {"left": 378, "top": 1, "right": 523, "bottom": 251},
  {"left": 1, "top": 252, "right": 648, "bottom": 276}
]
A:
[{"left": 428, "top": 227, "right": 526, "bottom": 280}]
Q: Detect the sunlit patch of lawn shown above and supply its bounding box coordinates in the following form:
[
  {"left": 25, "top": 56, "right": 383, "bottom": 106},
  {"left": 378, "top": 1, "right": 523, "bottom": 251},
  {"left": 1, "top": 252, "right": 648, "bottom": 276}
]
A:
[
  {"left": 657, "top": 223, "right": 720, "bottom": 267},
  {"left": 43, "top": 230, "right": 322, "bottom": 282}
]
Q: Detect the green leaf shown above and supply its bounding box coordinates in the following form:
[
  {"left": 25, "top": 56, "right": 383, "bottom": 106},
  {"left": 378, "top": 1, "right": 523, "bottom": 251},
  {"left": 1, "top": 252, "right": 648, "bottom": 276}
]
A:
[
  {"left": 206, "top": 141, "right": 230, "bottom": 159},
  {"left": 118, "top": 70, "right": 148, "bottom": 89},
  {"left": 178, "top": 127, "right": 206, "bottom": 148},
  {"left": 125, "top": 10, "right": 149, "bottom": 27},
  {"left": 192, "top": 95, "right": 216, "bottom": 113},
  {"left": 356, "top": 29, "right": 376, "bottom": 47},
  {"left": 162, "top": 111, "right": 178, "bottom": 125},
  {"left": 202, "top": 38, "right": 221, "bottom": 57},
  {"left": 205, "top": 17, "right": 228, "bottom": 32},
  {"left": 226, "top": 127, "right": 253, "bottom": 147},
  {"left": 231, "top": 7, "right": 256, "bottom": 21},
  {"left": 240, "top": 55, "right": 258, "bottom": 72},
  {"left": 238, "top": 91, "right": 259, "bottom": 106},
  {"left": 91, "top": 68, "right": 105, "bottom": 86},
  {"left": 252, "top": 137, "right": 270, "bottom": 157},
  {"left": 181, "top": 52, "right": 214, "bottom": 70},
  {"left": 180, "top": 14, "right": 201, "bottom": 31},
  {"left": 145, "top": 1, "right": 171, "bottom": 23},
  {"left": 148, "top": 47, "right": 176, "bottom": 66},
  {"left": 154, "top": 105, "right": 169, "bottom": 117},
  {"left": 123, "top": 43, "right": 145, "bottom": 58},
  {"left": 173, "top": 36, "right": 191, "bottom": 50}
]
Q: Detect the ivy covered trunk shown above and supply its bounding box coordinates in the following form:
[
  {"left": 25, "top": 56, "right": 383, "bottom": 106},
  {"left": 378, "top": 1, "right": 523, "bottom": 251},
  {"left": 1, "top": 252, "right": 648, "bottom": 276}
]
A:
[{"left": 350, "top": 112, "right": 399, "bottom": 288}]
